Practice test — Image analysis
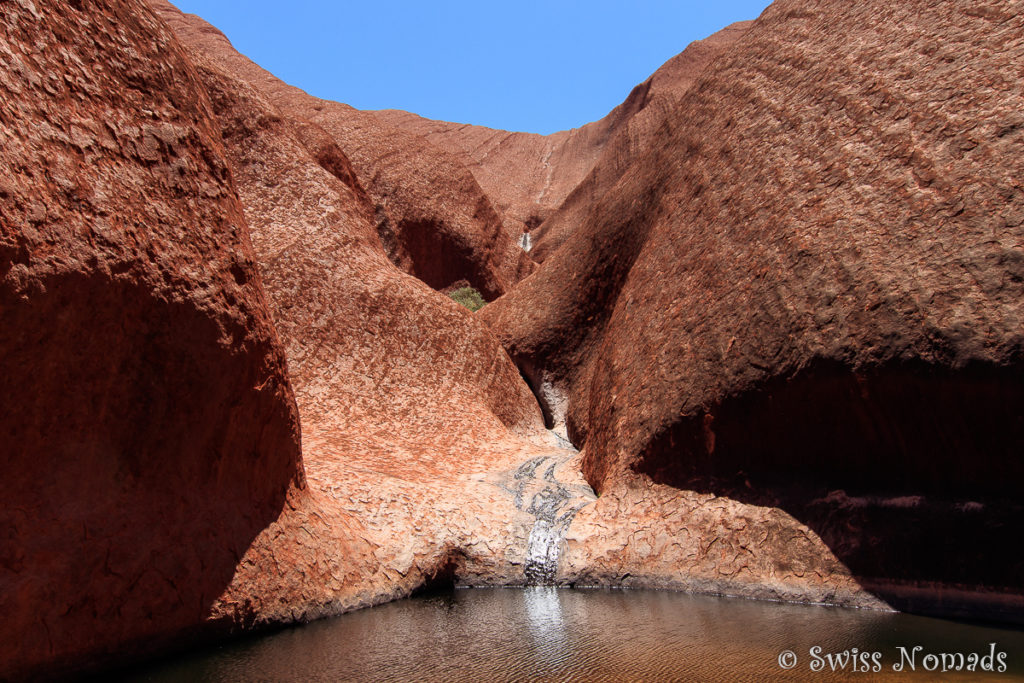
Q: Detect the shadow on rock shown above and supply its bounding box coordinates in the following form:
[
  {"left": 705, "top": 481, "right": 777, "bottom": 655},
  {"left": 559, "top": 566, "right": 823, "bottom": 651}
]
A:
[
  {"left": 635, "top": 359, "right": 1024, "bottom": 620},
  {"left": 0, "top": 271, "right": 300, "bottom": 679}
]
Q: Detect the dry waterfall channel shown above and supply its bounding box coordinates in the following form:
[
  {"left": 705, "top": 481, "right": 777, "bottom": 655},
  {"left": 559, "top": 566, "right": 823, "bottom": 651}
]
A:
[{"left": 498, "top": 236, "right": 591, "bottom": 585}]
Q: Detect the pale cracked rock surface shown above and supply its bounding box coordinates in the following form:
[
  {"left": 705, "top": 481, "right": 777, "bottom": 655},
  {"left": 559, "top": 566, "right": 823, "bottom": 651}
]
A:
[{"left": 560, "top": 482, "right": 882, "bottom": 609}]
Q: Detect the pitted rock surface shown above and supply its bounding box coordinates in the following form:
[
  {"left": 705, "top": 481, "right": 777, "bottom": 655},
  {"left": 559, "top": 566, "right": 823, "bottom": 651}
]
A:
[
  {"left": 6, "top": 0, "right": 1024, "bottom": 678},
  {"left": 149, "top": 0, "right": 534, "bottom": 300},
  {"left": 483, "top": 0, "right": 1024, "bottom": 613},
  {"left": 0, "top": 0, "right": 301, "bottom": 677}
]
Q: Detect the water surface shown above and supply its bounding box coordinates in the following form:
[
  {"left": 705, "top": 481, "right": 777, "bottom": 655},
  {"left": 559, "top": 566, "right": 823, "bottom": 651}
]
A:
[{"left": 121, "top": 588, "right": 1024, "bottom": 681}]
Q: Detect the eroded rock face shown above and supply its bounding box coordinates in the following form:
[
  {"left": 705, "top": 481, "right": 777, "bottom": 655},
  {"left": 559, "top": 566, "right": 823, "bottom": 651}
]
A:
[
  {"left": 479, "top": 21, "right": 753, "bottom": 436},
  {"left": 526, "top": 20, "right": 752, "bottom": 262},
  {"left": 0, "top": 0, "right": 301, "bottom": 677},
  {"left": 150, "top": 0, "right": 866, "bottom": 653},
  {"left": 145, "top": 0, "right": 598, "bottom": 649},
  {"left": 373, "top": 21, "right": 752, "bottom": 263},
  {"left": 486, "top": 0, "right": 1024, "bottom": 611},
  {"left": 373, "top": 96, "right": 643, "bottom": 246},
  {"left": 8, "top": 0, "right": 1024, "bottom": 676},
  {"left": 148, "top": 2, "right": 533, "bottom": 300}
]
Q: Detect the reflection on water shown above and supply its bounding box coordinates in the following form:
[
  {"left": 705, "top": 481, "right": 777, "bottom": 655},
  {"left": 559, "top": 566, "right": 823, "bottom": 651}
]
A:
[
  {"left": 524, "top": 587, "right": 570, "bottom": 668},
  {"left": 120, "top": 588, "right": 1024, "bottom": 682}
]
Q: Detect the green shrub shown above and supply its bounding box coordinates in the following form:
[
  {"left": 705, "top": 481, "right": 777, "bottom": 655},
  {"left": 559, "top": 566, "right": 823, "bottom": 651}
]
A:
[{"left": 449, "top": 286, "right": 486, "bottom": 312}]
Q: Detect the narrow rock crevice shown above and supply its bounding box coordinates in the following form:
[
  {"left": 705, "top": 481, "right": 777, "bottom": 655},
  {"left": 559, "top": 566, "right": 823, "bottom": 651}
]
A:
[
  {"left": 515, "top": 359, "right": 554, "bottom": 430},
  {"left": 513, "top": 356, "right": 574, "bottom": 442}
]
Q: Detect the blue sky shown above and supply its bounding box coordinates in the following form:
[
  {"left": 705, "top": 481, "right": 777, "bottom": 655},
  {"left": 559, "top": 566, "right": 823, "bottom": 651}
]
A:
[{"left": 171, "top": 1, "right": 772, "bottom": 135}]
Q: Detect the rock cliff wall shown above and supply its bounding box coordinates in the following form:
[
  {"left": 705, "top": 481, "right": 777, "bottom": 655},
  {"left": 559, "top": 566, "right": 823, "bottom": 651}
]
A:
[
  {"left": 5, "top": 0, "right": 1024, "bottom": 677},
  {"left": 0, "top": 0, "right": 302, "bottom": 676},
  {"left": 484, "top": 0, "right": 1024, "bottom": 616},
  {"left": 149, "top": 2, "right": 534, "bottom": 300}
]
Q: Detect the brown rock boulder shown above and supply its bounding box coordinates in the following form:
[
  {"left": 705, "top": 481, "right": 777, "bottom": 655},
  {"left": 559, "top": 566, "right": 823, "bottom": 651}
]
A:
[
  {"left": 0, "top": 0, "right": 301, "bottom": 677},
  {"left": 486, "top": 0, "right": 1024, "bottom": 612}
]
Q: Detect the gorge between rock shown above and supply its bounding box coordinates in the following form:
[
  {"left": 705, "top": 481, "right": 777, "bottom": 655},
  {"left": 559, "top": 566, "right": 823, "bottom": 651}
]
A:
[{"left": 1, "top": 0, "right": 1023, "bottom": 679}]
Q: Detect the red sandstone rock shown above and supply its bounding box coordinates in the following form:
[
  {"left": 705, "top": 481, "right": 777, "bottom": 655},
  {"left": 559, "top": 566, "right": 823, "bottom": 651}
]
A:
[
  {"left": 373, "top": 97, "right": 641, "bottom": 246},
  {"left": 148, "top": 3, "right": 533, "bottom": 300},
  {"left": 372, "top": 22, "right": 750, "bottom": 263},
  {"left": 0, "top": 0, "right": 302, "bottom": 677},
  {"left": 485, "top": 0, "right": 1024, "bottom": 608},
  {"left": 155, "top": 0, "right": 960, "bottom": 634},
  {"left": 9, "top": 0, "right": 1024, "bottom": 677},
  {"left": 527, "top": 20, "right": 752, "bottom": 262},
  {"left": 150, "top": 0, "right": 870, "bottom": 643},
  {"left": 1, "top": 1, "right": 571, "bottom": 676},
  {"left": 477, "top": 21, "right": 753, "bottom": 435},
  {"left": 146, "top": 0, "right": 597, "bottom": 653}
]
